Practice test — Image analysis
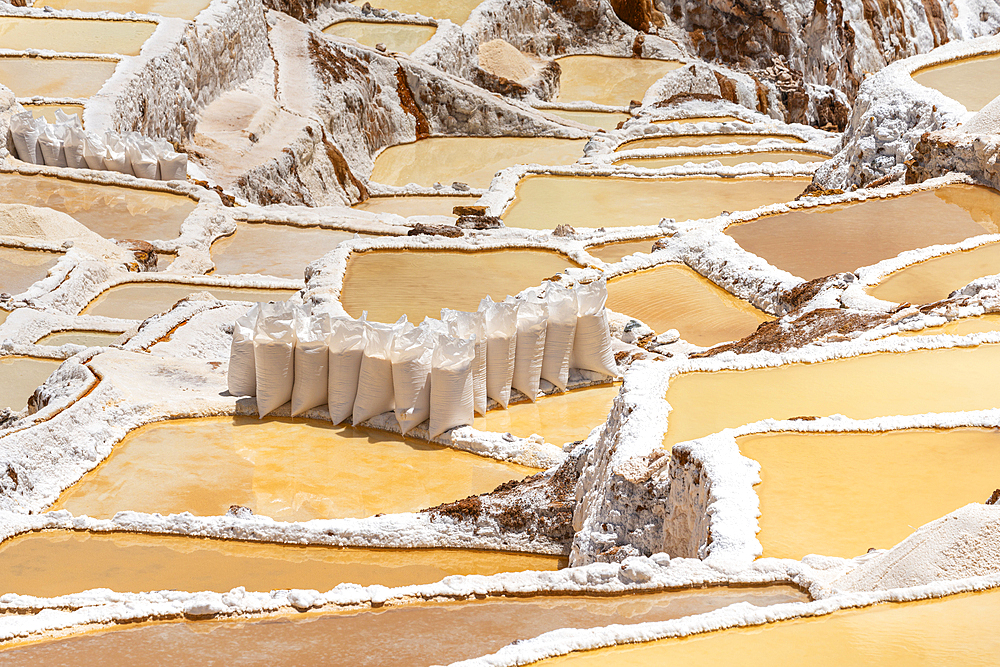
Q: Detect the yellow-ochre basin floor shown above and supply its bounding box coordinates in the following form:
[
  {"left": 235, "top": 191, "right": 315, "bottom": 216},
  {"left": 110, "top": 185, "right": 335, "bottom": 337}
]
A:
[
  {"left": 81, "top": 283, "right": 298, "bottom": 320},
  {"left": 868, "top": 240, "right": 1000, "bottom": 305},
  {"left": 911, "top": 53, "right": 1000, "bottom": 112}
]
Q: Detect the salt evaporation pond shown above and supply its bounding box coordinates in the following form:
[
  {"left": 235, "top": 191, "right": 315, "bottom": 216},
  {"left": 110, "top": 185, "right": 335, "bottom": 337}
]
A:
[
  {"left": 653, "top": 116, "right": 745, "bottom": 125},
  {"left": 621, "top": 150, "right": 828, "bottom": 169},
  {"left": 210, "top": 224, "right": 359, "bottom": 279},
  {"left": 726, "top": 185, "right": 1000, "bottom": 280},
  {"left": 351, "top": 195, "right": 479, "bottom": 218},
  {"left": 554, "top": 56, "right": 681, "bottom": 106},
  {"left": 0, "top": 586, "right": 807, "bottom": 666},
  {"left": 350, "top": 0, "right": 483, "bottom": 24},
  {"left": 0, "top": 17, "right": 155, "bottom": 56},
  {"left": 741, "top": 428, "right": 1000, "bottom": 559},
  {"left": 502, "top": 175, "right": 809, "bottom": 230},
  {"left": 323, "top": 21, "right": 436, "bottom": 54},
  {"left": 540, "top": 589, "right": 1000, "bottom": 665},
  {"left": 616, "top": 133, "right": 806, "bottom": 151},
  {"left": 0, "top": 246, "right": 60, "bottom": 295},
  {"left": 606, "top": 265, "right": 771, "bottom": 346},
  {"left": 37, "top": 330, "right": 121, "bottom": 347},
  {"left": 51, "top": 417, "right": 535, "bottom": 521},
  {"left": 340, "top": 248, "right": 577, "bottom": 324},
  {"left": 0, "top": 56, "right": 117, "bottom": 99},
  {"left": 869, "top": 241, "right": 1000, "bottom": 305},
  {"left": 475, "top": 383, "right": 619, "bottom": 447},
  {"left": 0, "top": 531, "right": 564, "bottom": 597},
  {"left": 898, "top": 313, "right": 1000, "bottom": 337},
  {"left": 0, "top": 356, "right": 59, "bottom": 411},
  {"left": 20, "top": 103, "right": 86, "bottom": 125},
  {"left": 663, "top": 343, "right": 1000, "bottom": 448},
  {"left": 0, "top": 173, "right": 198, "bottom": 242},
  {"left": 587, "top": 238, "right": 663, "bottom": 264},
  {"left": 370, "top": 137, "right": 587, "bottom": 189},
  {"left": 81, "top": 283, "right": 298, "bottom": 320},
  {"left": 547, "top": 110, "right": 630, "bottom": 131},
  {"left": 912, "top": 52, "right": 1000, "bottom": 112},
  {"left": 41, "top": 0, "right": 212, "bottom": 20}
]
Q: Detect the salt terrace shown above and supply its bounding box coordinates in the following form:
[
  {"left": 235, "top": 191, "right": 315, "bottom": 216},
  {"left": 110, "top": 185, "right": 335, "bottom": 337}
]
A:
[{"left": 1, "top": 0, "right": 1000, "bottom": 663}]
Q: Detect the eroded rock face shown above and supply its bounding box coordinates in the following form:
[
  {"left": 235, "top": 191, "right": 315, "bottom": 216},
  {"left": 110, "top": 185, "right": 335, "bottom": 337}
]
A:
[{"left": 609, "top": 0, "right": 666, "bottom": 33}]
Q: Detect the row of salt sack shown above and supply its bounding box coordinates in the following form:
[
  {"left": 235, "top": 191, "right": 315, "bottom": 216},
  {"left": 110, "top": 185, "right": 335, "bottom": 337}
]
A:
[{"left": 8, "top": 110, "right": 187, "bottom": 181}]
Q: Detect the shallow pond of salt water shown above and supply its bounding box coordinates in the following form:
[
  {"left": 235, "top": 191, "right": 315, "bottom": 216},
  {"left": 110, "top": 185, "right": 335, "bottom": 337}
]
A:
[
  {"left": 0, "top": 56, "right": 117, "bottom": 100},
  {"left": 586, "top": 238, "right": 664, "bottom": 264},
  {"left": 740, "top": 428, "right": 1000, "bottom": 559},
  {"left": 911, "top": 52, "right": 1000, "bottom": 112},
  {"left": 19, "top": 103, "right": 85, "bottom": 126},
  {"left": 622, "top": 150, "right": 827, "bottom": 169},
  {"left": 37, "top": 330, "right": 122, "bottom": 347},
  {"left": 653, "top": 116, "right": 745, "bottom": 125},
  {"left": 0, "top": 585, "right": 807, "bottom": 666},
  {"left": 350, "top": 0, "right": 482, "bottom": 24},
  {"left": 323, "top": 21, "right": 436, "bottom": 54},
  {"left": 81, "top": 283, "right": 298, "bottom": 320},
  {"left": 554, "top": 56, "right": 681, "bottom": 106},
  {"left": 370, "top": 137, "right": 587, "bottom": 189},
  {"left": 0, "top": 17, "right": 155, "bottom": 56},
  {"left": 41, "top": 0, "right": 212, "bottom": 20},
  {"left": 547, "top": 110, "right": 630, "bottom": 131},
  {"left": 662, "top": 343, "right": 1000, "bottom": 448},
  {"left": 616, "top": 133, "right": 806, "bottom": 151},
  {"left": 0, "top": 174, "right": 197, "bottom": 242},
  {"left": 351, "top": 195, "right": 479, "bottom": 218},
  {"left": 51, "top": 417, "right": 535, "bottom": 521},
  {"left": 606, "top": 265, "right": 771, "bottom": 347},
  {"left": 539, "top": 588, "right": 1000, "bottom": 666},
  {"left": 726, "top": 185, "right": 1000, "bottom": 280},
  {"left": 340, "top": 248, "right": 578, "bottom": 324},
  {"left": 502, "top": 175, "right": 809, "bottom": 230},
  {"left": 0, "top": 246, "right": 61, "bottom": 295},
  {"left": 869, "top": 241, "right": 1000, "bottom": 305},
  {"left": 0, "top": 356, "right": 59, "bottom": 411},
  {"left": 210, "top": 224, "right": 361, "bottom": 280},
  {"left": 0, "top": 531, "right": 564, "bottom": 598}
]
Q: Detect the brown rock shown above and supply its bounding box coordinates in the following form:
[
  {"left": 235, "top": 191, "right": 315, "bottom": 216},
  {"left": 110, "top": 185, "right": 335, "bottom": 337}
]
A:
[
  {"left": 987, "top": 489, "right": 1000, "bottom": 505},
  {"left": 453, "top": 205, "right": 487, "bottom": 216},
  {"left": 456, "top": 214, "right": 504, "bottom": 229},
  {"left": 117, "top": 239, "right": 158, "bottom": 272},
  {"left": 609, "top": 0, "right": 666, "bottom": 33},
  {"left": 408, "top": 223, "right": 463, "bottom": 237},
  {"left": 552, "top": 224, "right": 577, "bottom": 237}
]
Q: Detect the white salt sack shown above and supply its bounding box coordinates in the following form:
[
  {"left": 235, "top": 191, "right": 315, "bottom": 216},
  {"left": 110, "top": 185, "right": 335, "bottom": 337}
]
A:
[
  {"left": 540, "top": 282, "right": 577, "bottom": 392},
  {"left": 103, "top": 132, "right": 134, "bottom": 176},
  {"left": 391, "top": 322, "right": 433, "bottom": 435},
  {"left": 480, "top": 296, "right": 518, "bottom": 409},
  {"left": 63, "top": 125, "right": 88, "bottom": 170},
  {"left": 253, "top": 302, "right": 298, "bottom": 417},
  {"left": 227, "top": 303, "right": 261, "bottom": 397},
  {"left": 9, "top": 112, "right": 44, "bottom": 165},
  {"left": 509, "top": 296, "right": 547, "bottom": 401},
  {"left": 291, "top": 313, "right": 331, "bottom": 417},
  {"left": 442, "top": 308, "right": 487, "bottom": 416},
  {"left": 327, "top": 315, "right": 366, "bottom": 425},
  {"left": 37, "top": 123, "right": 68, "bottom": 168},
  {"left": 352, "top": 317, "right": 409, "bottom": 425},
  {"left": 82, "top": 131, "right": 107, "bottom": 171},
  {"left": 429, "top": 333, "right": 475, "bottom": 439},
  {"left": 571, "top": 278, "right": 619, "bottom": 377},
  {"left": 126, "top": 136, "right": 161, "bottom": 180}
]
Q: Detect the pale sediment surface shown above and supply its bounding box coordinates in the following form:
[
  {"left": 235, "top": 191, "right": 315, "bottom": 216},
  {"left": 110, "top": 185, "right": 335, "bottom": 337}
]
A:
[
  {"left": 350, "top": 0, "right": 483, "bottom": 24},
  {"left": 0, "top": 57, "right": 118, "bottom": 99},
  {"left": 739, "top": 428, "right": 1000, "bottom": 559},
  {"left": 503, "top": 176, "right": 810, "bottom": 230},
  {"left": 210, "top": 224, "right": 359, "bottom": 280},
  {"left": 322, "top": 21, "right": 437, "bottom": 55},
  {"left": 0, "top": 356, "right": 60, "bottom": 411},
  {"left": 0, "top": 246, "right": 61, "bottom": 295},
  {"left": 51, "top": 417, "right": 535, "bottom": 521},
  {"left": 606, "top": 265, "right": 772, "bottom": 346},
  {"left": 40, "top": 0, "right": 212, "bottom": 20},
  {"left": 0, "top": 174, "right": 198, "bottom": 243},
  {"left": 0, "top": 586, "right": 806, "bottom": 666},
  {"left": 911, "top": 53, "right": 1000, "bottom": 112},
  {"left": 370, "top": 138, "right": 587, "bottom": 189},
  {"left": 546, "top": 110, "right": 630, "bottom": 132},
  {"left": 475, "top": 384, "right": 619, "bottom": 447},
  {"left": 622, "top": 151, "right": 827, "bottom": 169},
  {"left": 0, "top": 18, "right": 155, "bottom": 57},
  {"left": 663, "top": 344, "right": 1000, "bottom": 447},
  {"left": 539, "top": 589, "right": 1000, "bottom": 665},
  {"left": 0, "top": 531, "right": 564, "bottom": 597},
  {"left": 351, "top": 195, "right": 479, "bottom": 217},
  {"left": 82, "top": 284, "right": 298, "bottom": 320},
  {"left": 36, "top": 330, "right": 122, "bottom": 347},
  {"left": 726, "top": 185, "right": 1000, "bottom": 280},
  {"left": 18, "top": 104, "right": 86, "bottom": 126},
  {"left": 869, "top": 242, "right": 1000, "bottom": 305},
  {"left": 554, "top": 56, "right": 682, "bottom": 106},
  {"left": 587, "top": 238, "right": 663, "bottom": 264},
  {"left": 616, "top": 134, "right": 807, "bottom": 151},
  {"left": 340, "top": 249, "right": 577, "bottom": 324}
]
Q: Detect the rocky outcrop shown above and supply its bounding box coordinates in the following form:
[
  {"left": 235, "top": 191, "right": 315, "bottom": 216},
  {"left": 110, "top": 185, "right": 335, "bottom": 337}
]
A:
[{"left": 609, "top": 0, "right": 666, "bottom": 33}]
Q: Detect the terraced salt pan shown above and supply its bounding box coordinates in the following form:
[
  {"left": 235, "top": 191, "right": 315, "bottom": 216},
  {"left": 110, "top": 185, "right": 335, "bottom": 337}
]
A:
[
  {"left": 0, "top": 57, "right": 117, "bottom": 99},
  {"left": 911, "top": 52, "right": 1000, "bottom": 112},
  {"left": 539, "top": 589, "right": 1000, "bottom": 665},
  {"left": 0, "top": 530, "right": 563, "bottom": 597},
  {"left": 36, "top": 330, "right": 121, "bottom": 347},
  {"left": 653, "top": 116, "right": 744, "bottom": 125},
  {"left": 323, "top": 21, "right": 436, "bottom": 54},
  {"left": 554, "top": 56, "right": 682, "bottom": 106},
  {"left": 210, "top": 224, "right": 359, "bottom": 280},
  {"left": 587, "top": 238, "right": 663, "bottom": 264},
  {"left": 340, "top": 248, "right": 577, "bottom": 324},
  {"left": 547, "top": 110, "right": 630, "bottom": 132},
  {"left": 0, "top": 246, "right": 61, "bottom": 295},
  {"left": 740, "top": 428, "right": 1000, "bottom": 559},
  {"left": 898, "top": 314, "right": 1000, "bottom": 337},
  {"left": 81, "top": 283, "right": 298, "bottom": 320},
  {"left": 869, "top": 241, "right": 1000, "bottom": 305},
  {"left": 0, "top": 17, "right": 155, "bottom": 56},
  {"left": 663, "top": 343, "right": 1000, "bottom": 448},
  {"left": 502, "top": 176, "right": 809, "bottom": 230},
  {"left": 351, "top": 195, "right": 479, "bottom": 217},
  {"left": 475, "top": 384, "right": 619, "bottom": 447},
  {"left": 51, "top": 417, "right": 534, "bottom": 521},
  {"left": 0, "top": 356, "right": 59, "bottom": 411},
  {"left": 606, "top": 265, "right": 771, "bottom": 346},
  {"left": 726, "top": 185, "right": 1000, "bottom": 281},
  {"left": 0, "top": 586, "right": 806, "bottom": 666},
  {"left": 0, "top": 174, "right": 197, "bottom": 242},
  {"left": 616, "top": 133, "right": 806, "bottom": 151},
  {"left": 41, "top": 0, "right": 212, "bottom": 20},
  {"left": 350, "top": 0, "right": 482, "bottom": 24},
  {"left": 621, "top": 151, "right": 828, "bottom": 169},
  {"left": 370, "top": 138, "right": 587, "bottom": 189},
  {"left": 19, "top": 103, "right": 85, "bottom": 126}
]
